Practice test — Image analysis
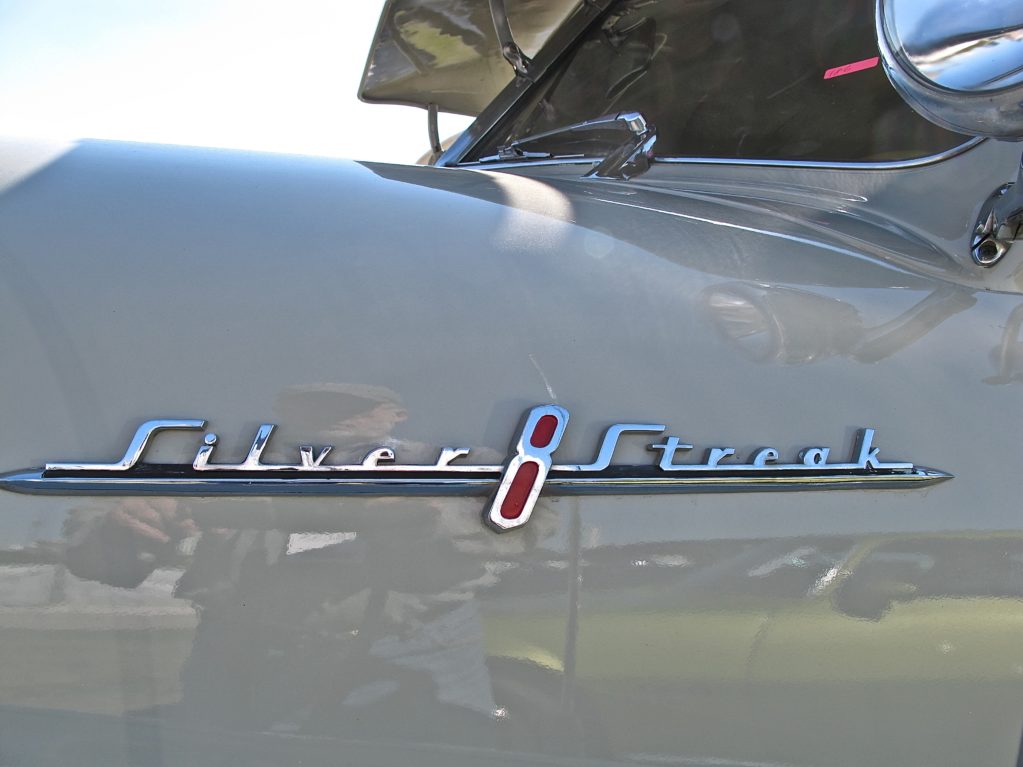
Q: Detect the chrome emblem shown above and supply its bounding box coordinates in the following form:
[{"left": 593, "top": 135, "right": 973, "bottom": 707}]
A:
[{"left": 0, "top": 405, "right": 950, "bottom": 532}]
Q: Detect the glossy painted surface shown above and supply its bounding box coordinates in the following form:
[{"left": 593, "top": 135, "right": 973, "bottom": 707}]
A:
[{"left": 1, "top": 136, "right": 1023, "bottom": 766}]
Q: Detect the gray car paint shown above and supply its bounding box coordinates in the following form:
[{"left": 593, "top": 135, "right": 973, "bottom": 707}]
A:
[{"left": 0, "top": 135, "right": 1022, "bottom": 766}]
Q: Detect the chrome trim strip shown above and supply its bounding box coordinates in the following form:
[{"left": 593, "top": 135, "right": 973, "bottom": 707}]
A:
[
  {"left": 0, "top": 466, "right": 950, "bottom": 496},
  {"left": 46, "top": 419, "right": 206, "bottom": 472},
  {"left": 545, "top": 468, "right": 950, "bottom": 492},
  {"left": 629, "top": 138, "right": 983, "bottom": 170},
  {"left": 1, "top": 407, "right": 952, "bottom": 531},
  {"left": 453, "top": 137, "right": 984, "bottom": 173},
  {"left": 0, "top": 471, "right": 500, "bottom": 496}
]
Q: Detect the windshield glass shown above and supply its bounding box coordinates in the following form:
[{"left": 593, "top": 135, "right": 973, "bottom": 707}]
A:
[{"left": 467, "top": 0, "right": 968, "bottom": 163}]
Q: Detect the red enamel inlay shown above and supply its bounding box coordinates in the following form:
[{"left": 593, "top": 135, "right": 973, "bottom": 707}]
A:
[
  {"left": 823, "top": 56, "right": 879, "bottom": 80},
  {"left": 500, "top": 461, "right": 540, "bottom": 519},
  {"left": 530, "top": 415, "right": 559, "bottom": 448}
]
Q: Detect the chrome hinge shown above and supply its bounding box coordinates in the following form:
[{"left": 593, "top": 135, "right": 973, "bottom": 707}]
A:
[
  {"left": 972, "top": 152, "right": 1023, "bottom": 267},
  {"left": 489, "top": 0, "right": 532, "bottom": 79}
]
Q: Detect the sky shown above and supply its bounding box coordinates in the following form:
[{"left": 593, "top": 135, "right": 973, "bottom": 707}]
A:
[{"left": 0, "top": 0, "right": 474, "bottom": 164}]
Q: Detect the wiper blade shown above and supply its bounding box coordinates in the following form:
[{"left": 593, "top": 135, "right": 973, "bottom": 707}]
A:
[{"left": 480, "top": 111, "right": 658, "bottom": 180}]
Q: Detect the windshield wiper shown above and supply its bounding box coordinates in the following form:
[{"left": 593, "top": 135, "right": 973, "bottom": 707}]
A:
[{"left": 480, "top": 111, "right": 658, "bottom": 180}]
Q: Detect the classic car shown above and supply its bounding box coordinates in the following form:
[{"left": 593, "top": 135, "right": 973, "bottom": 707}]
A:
[{"left": 1, "top": 0, "right": 1022, "bottom": 765}]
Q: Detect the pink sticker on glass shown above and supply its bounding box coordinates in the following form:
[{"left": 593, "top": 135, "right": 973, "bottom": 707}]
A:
[{"left": 824, "top": 56, "right": 880, "bottom": 80}]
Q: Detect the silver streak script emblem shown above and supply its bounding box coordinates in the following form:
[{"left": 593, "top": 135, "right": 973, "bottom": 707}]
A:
[{"left": 0, "top": 405, "right": 950, "bottom": 532}]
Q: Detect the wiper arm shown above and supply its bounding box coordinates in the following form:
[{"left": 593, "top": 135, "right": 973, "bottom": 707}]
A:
[{"left": 481, "top": 111, "right": 658, "bottom": 180}]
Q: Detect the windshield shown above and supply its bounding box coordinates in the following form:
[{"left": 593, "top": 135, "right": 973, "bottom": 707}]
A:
[{"left": 467, "top": 0, "right": 968, "bottom": 164}]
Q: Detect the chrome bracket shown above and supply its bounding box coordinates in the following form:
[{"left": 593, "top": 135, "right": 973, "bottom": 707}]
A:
[
  {"left": 482, "top": 111, "right": 658, "bottom": 179},
  {"left": 585, "top": 111, "right": 658, "bottom": 181},
  {"left": 426, "top": 103, "right": 442, "bottom": 164},
  {"left": 972, "top": 151, "right": 1023, "bottom": 267},
  {"left": 488, "top": 0, "right": 532, "bottom": 79}
]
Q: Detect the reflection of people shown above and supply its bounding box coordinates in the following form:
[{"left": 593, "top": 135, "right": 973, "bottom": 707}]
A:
[
  {"left": 272, "top": 382, "right": 409, "bottom": 447},
  {"left": 65, "top": 382, "right": 417, "bottom": 592},
  {"left": 64, "top": 497, "right": 196, "bottom": 589},
  {"left": 62, "top": 384, "right": 549, "bottom": 741}
]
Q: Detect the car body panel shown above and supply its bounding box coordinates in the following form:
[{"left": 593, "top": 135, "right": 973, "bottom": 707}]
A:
[{"left": 1, "top": 135, "right": 1023, "bottom": 766}]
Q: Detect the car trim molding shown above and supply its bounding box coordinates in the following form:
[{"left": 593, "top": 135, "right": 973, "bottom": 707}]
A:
[
  {"left": 452, "top": 136, "right": 985, "bottom": 173},
  {"left": 0, "top": 405, "right": 951, "bottom": 532}
]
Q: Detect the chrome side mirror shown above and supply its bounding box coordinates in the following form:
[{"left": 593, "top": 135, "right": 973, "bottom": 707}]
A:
[
  {"left": 876, "top": 0, "right": 1023, "bottom": 139},
  {"left": 877, "top": 0, "right": 1023, "bottom": 265}
]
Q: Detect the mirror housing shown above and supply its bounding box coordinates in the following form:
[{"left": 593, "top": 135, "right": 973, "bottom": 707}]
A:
[{"left": 876, "top": 0, "right": 1023, "bottom": 139}]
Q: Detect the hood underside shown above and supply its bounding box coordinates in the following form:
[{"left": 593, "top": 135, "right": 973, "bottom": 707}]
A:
[{"left": 359, "top": 0, "right": 577, "bottom": 115}]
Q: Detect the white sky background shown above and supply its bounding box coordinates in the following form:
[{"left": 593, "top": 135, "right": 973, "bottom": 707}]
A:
[{"left": 0, "top": 0, "right": 474, "bottom": 164}]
